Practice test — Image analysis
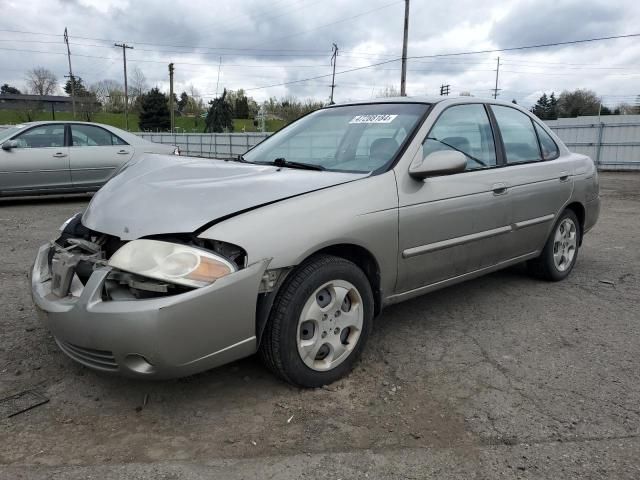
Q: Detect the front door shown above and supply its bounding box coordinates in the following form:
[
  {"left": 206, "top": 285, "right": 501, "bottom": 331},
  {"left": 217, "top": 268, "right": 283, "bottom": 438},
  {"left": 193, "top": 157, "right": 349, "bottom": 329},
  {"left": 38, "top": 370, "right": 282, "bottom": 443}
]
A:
[
  {"left": 0, "top": 124, "right": 70, "bottom": 193},
  {"left": 396, "top": 103, "right": 511, "bottom": 293},
  {"left": 69, "top": 124, "right": 134, "bottom": 188}
]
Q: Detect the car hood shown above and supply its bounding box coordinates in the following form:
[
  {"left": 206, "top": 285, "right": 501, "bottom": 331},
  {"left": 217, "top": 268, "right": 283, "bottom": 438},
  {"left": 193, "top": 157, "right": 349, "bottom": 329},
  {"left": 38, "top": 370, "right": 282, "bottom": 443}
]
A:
[{"left": 82, "top": 154, "right": 367, "bottom": 240}]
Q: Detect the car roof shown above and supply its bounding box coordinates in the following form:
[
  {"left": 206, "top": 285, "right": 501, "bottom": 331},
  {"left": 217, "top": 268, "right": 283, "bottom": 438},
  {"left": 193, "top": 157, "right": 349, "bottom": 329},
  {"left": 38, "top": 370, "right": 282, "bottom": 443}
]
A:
[
  {"left": 330, "top": 95, "right": 526, "bottom": 108},
  {"left": 10, "top": 120, "right": 123, "bottom": 129},
  {"left": 4, "top": 121, "right": 152, "bottom": 145}
]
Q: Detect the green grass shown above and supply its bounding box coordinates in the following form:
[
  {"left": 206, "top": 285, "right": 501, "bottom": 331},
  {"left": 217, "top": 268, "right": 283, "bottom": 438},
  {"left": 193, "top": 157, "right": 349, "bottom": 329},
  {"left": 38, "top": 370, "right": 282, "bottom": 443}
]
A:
[{"left": 0, "top": 110, "right": 286, "bottom": 133}]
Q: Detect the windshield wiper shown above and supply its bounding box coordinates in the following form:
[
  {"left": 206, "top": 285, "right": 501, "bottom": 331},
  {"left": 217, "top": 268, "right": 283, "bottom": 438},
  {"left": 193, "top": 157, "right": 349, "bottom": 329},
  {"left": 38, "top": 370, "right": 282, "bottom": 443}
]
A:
[
  {"left": 267, "top": 157, "right": 325, "bottom": 171},
  {"left": 426, "top": 137, "right": 487, "bottom": 167}
]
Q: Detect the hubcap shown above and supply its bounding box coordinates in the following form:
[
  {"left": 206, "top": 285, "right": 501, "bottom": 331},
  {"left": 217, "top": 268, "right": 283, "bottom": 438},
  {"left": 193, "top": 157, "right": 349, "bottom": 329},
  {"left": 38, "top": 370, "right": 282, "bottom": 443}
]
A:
[
  {"left": 297, "top": 280, "right": 363, "bottom": 372},
  {"left": 553, "top": 218, "right": 577, "bottom": 272}
]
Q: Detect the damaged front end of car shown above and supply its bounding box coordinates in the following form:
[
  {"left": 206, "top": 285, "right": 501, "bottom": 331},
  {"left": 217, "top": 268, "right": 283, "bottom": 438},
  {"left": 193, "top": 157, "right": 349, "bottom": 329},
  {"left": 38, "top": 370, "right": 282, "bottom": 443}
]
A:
[{"left": 31, "top": 212, "right": 270, "bottom": 378}]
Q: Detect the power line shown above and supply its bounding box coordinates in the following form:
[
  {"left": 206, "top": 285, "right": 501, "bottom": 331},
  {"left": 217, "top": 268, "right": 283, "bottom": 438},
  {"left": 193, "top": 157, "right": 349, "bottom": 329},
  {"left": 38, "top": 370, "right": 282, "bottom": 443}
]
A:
[
  {"left": 243, "top": 32, "right": 640, "bottom": 91},
  {"left": 257, "top": 0, "right": 403, "bottom": 46}
]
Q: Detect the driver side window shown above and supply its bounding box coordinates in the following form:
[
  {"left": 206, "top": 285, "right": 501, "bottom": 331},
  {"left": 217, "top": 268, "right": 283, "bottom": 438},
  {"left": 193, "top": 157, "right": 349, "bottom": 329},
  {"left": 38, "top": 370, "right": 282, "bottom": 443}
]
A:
[
  {"left": 14, "top": 125, "right": 65, "bottom": 149},
  {"left": 423, "top": 104, "right": 497, "bottom": 170}
]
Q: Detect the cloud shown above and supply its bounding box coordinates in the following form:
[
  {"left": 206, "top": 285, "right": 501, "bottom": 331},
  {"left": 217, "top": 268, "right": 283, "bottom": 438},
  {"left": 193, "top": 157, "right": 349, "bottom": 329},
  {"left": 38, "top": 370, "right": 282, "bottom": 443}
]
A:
[{"left": 0, "top": 0, "right": 638, "bottom": 107}]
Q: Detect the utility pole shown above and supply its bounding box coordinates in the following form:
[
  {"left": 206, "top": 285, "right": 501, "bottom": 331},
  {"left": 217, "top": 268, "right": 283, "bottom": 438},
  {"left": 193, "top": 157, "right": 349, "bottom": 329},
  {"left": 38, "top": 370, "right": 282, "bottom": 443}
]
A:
[
  {"left": 215, "top": 56, "right": 222, "bottom": 98},
  {"left": 329, "top": 43, "right": 338, "bottom": 104},
  {"left": 169, "top": 63, "right": 175, "bottom": 133},
  {"left": 440, "top": 84, "right": 450, "bottom": 96},
  {"left": 63, "top": 28, "right": 76, "bottom": 119},
  {"left": 492, "top": 56, "right": 500, "bottom": 99},
  {"left": 115, "top": 42, "right": 133, "bottom": 130},
  {"left": 400, "top": 0, "right": 410, "bottom": 96}
]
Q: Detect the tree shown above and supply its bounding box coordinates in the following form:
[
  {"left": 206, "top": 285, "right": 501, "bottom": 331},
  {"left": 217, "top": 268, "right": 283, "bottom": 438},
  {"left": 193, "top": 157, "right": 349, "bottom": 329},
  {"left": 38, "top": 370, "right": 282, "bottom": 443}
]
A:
[
  {"left": 548, "top": 93, "right": 558, "bottom": 119},
  {"left": 531, "top": 93, "right": 549, "bottom": 119},
  {"left": 531, "top": 92, "right": 558, "bottom": 120},
  {"left": 612, "top": 102, "right": 637, "bottom": 115},
  {"left": 25, "top": 67, "right": 58, "bottom": 95},
  {"left": 236, "top": 95, "right": 250, "bottom": 119},
  {"left": 90, "top": 79, "right": 125, "bottom": 112},
  {"left": 64, "top": 75, "right": 89, "bottom": 97},
  {"left": 1, "top": 83, "right": 21, "bottom": 94},
  {"left": 139, "top": 88, "right": 170, "bottom": 131},
  {"left": 129, "top": 67, "right": 148, "bottom": 113},
  {"left": 378, "top": 85, "right": 401, "bottom": 97},
  {"left": 204, "top": 89, "right": 234, "bottom": 133},
  {"left": 557, "top": 89, "right": 601, "bottom": 118},
  {"left": 177, "top": 91, "right": 189, "bottom": 112}
]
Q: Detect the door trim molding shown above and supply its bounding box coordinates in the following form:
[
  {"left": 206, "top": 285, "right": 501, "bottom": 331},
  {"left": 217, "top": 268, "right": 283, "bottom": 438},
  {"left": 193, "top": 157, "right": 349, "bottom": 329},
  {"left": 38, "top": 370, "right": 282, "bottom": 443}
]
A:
[
  {"left": 513, "top": 214, "right": 555, "bottom": 229},
  {"left": 402, "top": 225, "right": 512, "bottom": 258}
]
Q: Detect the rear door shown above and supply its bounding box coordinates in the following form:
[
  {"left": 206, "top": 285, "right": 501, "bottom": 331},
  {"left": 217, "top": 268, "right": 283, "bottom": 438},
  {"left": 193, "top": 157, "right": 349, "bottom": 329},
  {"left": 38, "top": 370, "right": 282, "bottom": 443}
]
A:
[
  {"left": 396, "top": 103, "right": 512, "bottom": 292},
  {"left": 69, "top": 124, "right": 134, "bottom": 188},
  {"left": 488, "top": 105, "right": 573, "bottom": 259},
  {"left": 0, "top": 124, "right": 70, "bottom": 193}
]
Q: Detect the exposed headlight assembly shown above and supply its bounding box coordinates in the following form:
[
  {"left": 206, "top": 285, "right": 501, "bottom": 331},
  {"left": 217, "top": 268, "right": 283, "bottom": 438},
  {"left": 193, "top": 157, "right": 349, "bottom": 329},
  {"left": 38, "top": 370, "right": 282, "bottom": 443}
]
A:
[{"left": 108, "top": 239, "right": 236, "bottom": 288}]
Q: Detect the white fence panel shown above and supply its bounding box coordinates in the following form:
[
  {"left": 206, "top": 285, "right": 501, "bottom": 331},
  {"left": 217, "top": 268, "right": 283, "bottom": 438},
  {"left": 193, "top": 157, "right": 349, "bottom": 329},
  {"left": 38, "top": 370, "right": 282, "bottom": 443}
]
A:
[
  {"left": 546, "top": 115, "right": 640, "bottom": 170},
  {"left": 135, "top": 132, "right": 270, "bottom": 159}
]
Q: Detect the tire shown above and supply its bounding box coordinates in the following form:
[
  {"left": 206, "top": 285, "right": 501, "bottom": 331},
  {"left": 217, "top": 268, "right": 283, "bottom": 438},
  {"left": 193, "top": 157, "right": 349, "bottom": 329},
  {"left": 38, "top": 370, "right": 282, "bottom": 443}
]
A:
[
  {"left": 259, "top": 254, "right": 374, "bottom": 388},
  {"left": 527, "top": 209, "right": 581, "bottom": 281}
]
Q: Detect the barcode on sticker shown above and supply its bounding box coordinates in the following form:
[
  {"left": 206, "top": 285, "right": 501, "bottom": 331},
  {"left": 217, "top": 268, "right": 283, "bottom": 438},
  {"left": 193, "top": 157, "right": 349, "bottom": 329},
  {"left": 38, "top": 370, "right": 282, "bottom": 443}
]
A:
[{"left": 349, "top": 114, "right": 398, "bottom": 124}]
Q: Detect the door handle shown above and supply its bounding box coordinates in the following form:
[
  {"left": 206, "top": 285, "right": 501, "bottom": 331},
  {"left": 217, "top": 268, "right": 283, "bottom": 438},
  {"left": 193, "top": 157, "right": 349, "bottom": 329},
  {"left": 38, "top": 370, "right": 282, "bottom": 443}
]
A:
[
  {"left": 52, "top": 152, "right": 67, "bottom": 158},
  {"left": 117, "top": 150, "right": 130, "bottom": 155},
  {"left": 492, "top": 183, "right": 508, "bottom": 195},
  {"left": 559, "top": 172, "right": 570, "bottom": 182}
]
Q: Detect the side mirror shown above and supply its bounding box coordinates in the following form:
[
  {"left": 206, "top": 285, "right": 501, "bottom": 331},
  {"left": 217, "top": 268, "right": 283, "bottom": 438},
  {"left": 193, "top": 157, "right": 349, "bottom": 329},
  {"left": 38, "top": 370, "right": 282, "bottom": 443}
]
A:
[
  {"left": 409, "top": 150, "right": 466, "bottom": 179},
  {"left": 1, "top": 140, "right": 18, "bottom": 151}
]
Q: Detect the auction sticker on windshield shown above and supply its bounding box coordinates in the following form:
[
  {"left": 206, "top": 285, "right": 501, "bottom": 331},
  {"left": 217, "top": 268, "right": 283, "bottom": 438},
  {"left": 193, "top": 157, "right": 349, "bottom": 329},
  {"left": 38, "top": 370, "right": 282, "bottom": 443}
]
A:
[{"left": 349, "top": 114, "right": 398, "bottom": 124}]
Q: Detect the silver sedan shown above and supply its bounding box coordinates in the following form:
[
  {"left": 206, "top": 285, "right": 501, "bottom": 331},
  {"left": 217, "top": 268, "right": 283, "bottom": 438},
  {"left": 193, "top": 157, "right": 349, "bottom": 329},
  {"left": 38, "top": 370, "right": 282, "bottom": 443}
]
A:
[
  {"left": 0, "top": 121, "right": 178, "bottom": 196},
  {"left": 31, "top": 97, "right": 600, "bottom": 387}
]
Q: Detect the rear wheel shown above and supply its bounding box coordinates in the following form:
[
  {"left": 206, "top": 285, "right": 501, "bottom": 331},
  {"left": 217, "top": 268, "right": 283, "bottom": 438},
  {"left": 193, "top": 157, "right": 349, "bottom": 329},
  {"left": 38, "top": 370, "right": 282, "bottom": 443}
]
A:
[
  {"left": 259, "top": 254, "right": 374, "bottom": 387},
  {"left": 528, "top": 209, "right": 580, "bottom": 281}
]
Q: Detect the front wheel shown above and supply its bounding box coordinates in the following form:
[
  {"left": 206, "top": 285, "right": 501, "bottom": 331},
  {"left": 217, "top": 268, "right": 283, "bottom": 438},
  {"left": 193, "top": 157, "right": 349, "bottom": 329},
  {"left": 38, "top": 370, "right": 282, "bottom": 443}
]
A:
[
  {"left": 259, "top": 254, "right": 374, "bottom": 387},
  {"left": 528, "top": 209, "right": 580, "bottom": 281}
]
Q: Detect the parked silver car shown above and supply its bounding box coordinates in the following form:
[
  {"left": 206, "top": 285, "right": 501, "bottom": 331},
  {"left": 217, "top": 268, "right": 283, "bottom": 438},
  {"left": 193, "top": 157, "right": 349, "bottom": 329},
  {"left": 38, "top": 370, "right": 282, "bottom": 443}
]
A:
[
  {"left": 31, "top": 97, "right": 600, "bottom": 387},
  {"left": 0, "top": 121, "right": 178, "bottom": 196}
]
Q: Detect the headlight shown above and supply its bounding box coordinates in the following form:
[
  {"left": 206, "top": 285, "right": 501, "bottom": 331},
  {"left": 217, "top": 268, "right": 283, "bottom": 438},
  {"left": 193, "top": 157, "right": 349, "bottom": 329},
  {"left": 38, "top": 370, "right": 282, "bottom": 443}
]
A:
[{"left": 108, "top": 239, "right": 236, "bottom": 288}]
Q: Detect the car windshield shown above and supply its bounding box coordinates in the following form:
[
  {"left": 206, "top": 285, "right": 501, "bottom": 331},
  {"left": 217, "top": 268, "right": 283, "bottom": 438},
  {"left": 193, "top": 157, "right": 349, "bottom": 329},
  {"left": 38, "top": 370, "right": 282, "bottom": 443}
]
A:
[
  {"left": 0, "top": 125, "right": 26, "bottom": 142},
  {"left": 243, "top": 103, "right": 429, "bottom": 173}
]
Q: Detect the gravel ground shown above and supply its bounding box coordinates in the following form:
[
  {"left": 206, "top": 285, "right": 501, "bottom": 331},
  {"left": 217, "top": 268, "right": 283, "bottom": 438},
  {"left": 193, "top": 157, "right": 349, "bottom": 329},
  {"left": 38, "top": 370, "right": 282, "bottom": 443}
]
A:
[{"left": 0, "top": 172, "right": 639, "bottom": 479}]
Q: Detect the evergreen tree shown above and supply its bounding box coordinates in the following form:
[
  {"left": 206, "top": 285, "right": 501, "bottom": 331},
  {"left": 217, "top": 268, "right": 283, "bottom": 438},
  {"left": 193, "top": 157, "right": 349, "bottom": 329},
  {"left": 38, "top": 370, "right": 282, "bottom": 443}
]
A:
[
  {"left": 235, "top": 93, "right": 250, "bottom": 119},
  {"left": 548, "top": 92, "right": 558, "bottom": 119},
  {"left": 531, "top": 93, "right": 549, "bottom": 119},
  {"left": 64, "top": 76, "right": 89, "bottom": 97},
  {"left": 204, "top": 89, "right": 234, "bottom": 133},
  {"left": 139, "top": 88, "right": 171, "bottom": 131},
  {"left": 0, "top": 83, "right": 21, "bottom": 94},
  {"left": 177, "top": 91, "right": 189, "bottom": 112}
]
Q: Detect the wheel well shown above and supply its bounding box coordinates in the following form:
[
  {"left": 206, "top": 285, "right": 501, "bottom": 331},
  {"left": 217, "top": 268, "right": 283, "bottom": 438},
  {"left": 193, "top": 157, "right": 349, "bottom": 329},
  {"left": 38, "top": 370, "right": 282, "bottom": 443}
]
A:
[
  {"left": 565, "top": 202, "right": 585, "bottom": 244},
  {"left": 313, "top": 244, "right": 382, "bottom": 316}
]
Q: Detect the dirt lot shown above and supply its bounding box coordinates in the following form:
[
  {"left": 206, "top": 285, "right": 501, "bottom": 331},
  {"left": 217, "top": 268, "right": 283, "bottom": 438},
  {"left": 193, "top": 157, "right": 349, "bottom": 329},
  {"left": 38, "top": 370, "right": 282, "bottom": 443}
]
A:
[{"left": 0, "top": 172, "right": 639, "bottom": 479}]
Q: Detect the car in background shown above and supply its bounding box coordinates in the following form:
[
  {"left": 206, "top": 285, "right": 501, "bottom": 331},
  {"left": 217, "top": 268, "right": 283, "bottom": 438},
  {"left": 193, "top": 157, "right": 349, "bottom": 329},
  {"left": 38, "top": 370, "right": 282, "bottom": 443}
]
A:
[{"left": 0, "top": 121, "right": 179, "bottom": 196}]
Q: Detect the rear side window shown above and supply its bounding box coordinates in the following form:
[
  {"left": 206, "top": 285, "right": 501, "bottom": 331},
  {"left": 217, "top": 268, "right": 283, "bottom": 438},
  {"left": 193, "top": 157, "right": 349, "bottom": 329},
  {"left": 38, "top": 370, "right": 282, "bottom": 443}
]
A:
[
  {"left": 534, "top": 123, "right": 559, "bottom": 160},
  {"left": 422, "top": 104, "right": 497, "bottom": 170},
  {"left": 492, "top": 106, "right": 541, "bottom": 164},
  {"left": 71, "top": 124, "right": 128, "bottom": 147}
]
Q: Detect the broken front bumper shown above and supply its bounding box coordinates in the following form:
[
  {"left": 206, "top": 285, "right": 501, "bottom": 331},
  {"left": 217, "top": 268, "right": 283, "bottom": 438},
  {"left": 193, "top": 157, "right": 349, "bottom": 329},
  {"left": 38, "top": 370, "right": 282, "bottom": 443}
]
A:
[{"left": 31, "top": 244, "right": 269, "bottom": 379}]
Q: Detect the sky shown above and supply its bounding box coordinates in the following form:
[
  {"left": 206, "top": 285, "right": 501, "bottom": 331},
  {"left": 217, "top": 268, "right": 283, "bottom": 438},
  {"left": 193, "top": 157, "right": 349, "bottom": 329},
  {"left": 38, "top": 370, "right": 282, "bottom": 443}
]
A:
[{"left": 0, "top": 0, "right": 639, "bottom": 108}]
